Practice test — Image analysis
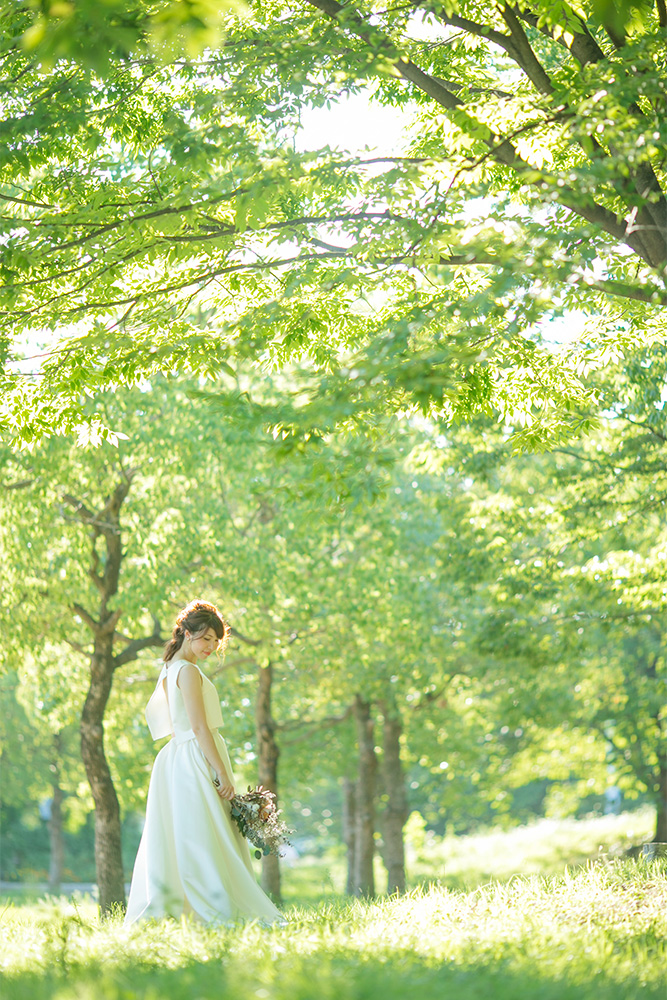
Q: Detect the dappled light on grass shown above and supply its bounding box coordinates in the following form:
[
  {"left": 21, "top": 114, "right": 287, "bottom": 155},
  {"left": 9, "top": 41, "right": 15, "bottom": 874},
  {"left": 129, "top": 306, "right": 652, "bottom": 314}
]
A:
[
  {"left": 279, "top": 809, "right": 657, "bottom": 905},
  {"left": 406, "top": 808, "right": 657, "bottom": 891},
  {"left": 1, "top": 861, "right": 665, "bottom": 1000}
]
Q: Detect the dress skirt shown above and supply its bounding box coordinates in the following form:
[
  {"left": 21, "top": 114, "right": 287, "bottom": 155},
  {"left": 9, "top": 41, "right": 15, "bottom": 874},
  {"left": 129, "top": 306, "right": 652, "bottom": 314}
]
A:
[{"left": 124, "top": 729, "right": 281, "bottom": 925}]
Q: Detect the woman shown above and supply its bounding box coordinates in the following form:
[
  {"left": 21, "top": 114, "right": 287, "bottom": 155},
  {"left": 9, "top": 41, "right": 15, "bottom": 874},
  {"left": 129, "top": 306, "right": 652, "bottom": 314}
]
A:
[{"left": 124, "top": 599, "right": 281, "bottom": 925}]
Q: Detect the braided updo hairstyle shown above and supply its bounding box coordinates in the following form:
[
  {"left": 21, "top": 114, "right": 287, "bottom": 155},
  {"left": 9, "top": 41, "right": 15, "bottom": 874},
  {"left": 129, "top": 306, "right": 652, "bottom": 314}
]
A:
[{"left": 163, "top": 600, "right": 229, "bottom": 664}]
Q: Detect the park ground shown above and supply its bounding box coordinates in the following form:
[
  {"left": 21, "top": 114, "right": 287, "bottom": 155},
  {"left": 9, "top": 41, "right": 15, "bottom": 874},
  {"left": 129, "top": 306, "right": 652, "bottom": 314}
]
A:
[{"left": 1, "top": 810, "right": 665, "bottom": 1000}]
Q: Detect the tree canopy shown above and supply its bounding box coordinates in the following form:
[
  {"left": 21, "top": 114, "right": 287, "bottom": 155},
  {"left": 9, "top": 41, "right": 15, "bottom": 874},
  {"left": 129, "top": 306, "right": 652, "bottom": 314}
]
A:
[{"left": 2, "top": 0, "right": 667, "bottom": 447}]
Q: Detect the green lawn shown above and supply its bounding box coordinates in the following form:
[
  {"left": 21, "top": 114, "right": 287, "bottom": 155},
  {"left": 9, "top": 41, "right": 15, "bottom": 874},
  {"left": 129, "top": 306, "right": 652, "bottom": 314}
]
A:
[
  {"left": 1, "top": 810, "right": 664, "bottom": 1000},
  {"left": 281, "top": 807, "right": 657, "bottom": 903},
  {"left": 2, "top": 859, "right": 665, "bottom": 1000},
  {"left": 405, "top": 807, "right": 658, "bottom": 890}
]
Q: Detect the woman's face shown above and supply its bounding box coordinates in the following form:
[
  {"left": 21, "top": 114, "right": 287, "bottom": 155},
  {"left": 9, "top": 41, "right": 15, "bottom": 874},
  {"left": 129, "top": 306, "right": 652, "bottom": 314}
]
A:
[{"left": 188, "top": 627, "right": 220, "bottom": 660}]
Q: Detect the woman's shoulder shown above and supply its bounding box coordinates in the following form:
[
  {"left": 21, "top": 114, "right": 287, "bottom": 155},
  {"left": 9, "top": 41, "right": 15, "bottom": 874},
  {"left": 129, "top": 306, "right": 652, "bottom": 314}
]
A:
[{"left": 166, "top": 658, "right": 203, "bottom": 685}]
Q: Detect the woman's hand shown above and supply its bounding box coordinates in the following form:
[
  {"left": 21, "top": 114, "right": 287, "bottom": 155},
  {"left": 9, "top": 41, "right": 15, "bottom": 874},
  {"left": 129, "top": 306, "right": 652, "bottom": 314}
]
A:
[{"left": 213, "top": 773, "right": 235, "bottom": 800}]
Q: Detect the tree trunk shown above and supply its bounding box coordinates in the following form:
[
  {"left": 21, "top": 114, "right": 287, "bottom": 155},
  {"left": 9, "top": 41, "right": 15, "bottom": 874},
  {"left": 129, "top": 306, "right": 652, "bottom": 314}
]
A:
[
  {"left": 655, "top": 757, "right": 667, "bottom": 842},
  {"left": 342, "top": 776, "right": 357, "bottom": 895},
  {"left": 256, "top": 660, "right": 282, "bottom": 904},
  {"left": 48, "top": 735, "right": 64, "bottom": 894},
  {"left": 381, "top": 706, "right": 408, "bottom": 895},
  {"left": 66, "top": 478, "right": 164, "bottom": 913},
  {"left": 80, "top": 632, "right": 125, "bottom": 914},
  {"left": 67, "top": 479, "right": 132, "bottom": 915},
  {"left": 48, "top": 784, "right": 64, "bottom": 893},
  {"left": 353, "top": 694, "right": 377, "bottom": 897}
]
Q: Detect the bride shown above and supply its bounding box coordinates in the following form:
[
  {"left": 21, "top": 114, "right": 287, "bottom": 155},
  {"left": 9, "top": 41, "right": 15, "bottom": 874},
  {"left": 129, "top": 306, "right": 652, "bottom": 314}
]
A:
[{"left": 124, "top": 599, "right": 281, "bottom": 925}]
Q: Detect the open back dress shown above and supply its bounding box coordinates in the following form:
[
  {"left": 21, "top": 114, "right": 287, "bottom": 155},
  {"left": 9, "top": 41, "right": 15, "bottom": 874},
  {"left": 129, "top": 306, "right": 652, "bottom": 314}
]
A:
[{"left": 124, "top": 657, "right": 281, "bottom": 925}]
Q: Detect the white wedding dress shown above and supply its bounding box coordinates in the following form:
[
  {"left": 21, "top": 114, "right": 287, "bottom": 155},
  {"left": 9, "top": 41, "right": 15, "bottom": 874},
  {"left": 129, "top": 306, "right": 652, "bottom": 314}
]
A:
[{"left": 124, "top": 658, "right": 281, "bottom": 925}]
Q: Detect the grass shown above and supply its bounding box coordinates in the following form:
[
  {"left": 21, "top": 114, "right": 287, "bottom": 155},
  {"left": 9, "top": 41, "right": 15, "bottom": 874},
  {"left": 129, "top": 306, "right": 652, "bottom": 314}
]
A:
[
  {"left": 406, "top": 807, "right": 657, "bottom": 890},
  {"left": 1, "top": 859, "right": 665, "bottom": 1000},
  {"left": 280, "top": 807, "right": 657, "bottom": 903},
  {"left": 1, "top": 810, "right": 663, "bottom": 999}
]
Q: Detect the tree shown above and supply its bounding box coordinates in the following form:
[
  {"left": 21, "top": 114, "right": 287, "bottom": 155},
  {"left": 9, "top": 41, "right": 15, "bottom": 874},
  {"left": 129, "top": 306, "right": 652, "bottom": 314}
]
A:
[
  {"left": 260, "top": 438, "right": 489, "bottom": 895},
  {"left": 2, "top": 433, "right": 163, "bottom": 909},
  {"left": 1, "top": 380, "right": 251, "bottom": 910},
  {"left": 440, "top": 342, "right": 667, "bottom": 839},
  {"left": 0, "top": 667, "right": 82, "bottom": 888},
  {"left": 13, "top": 646, "right": 89, "bottom": 891}
]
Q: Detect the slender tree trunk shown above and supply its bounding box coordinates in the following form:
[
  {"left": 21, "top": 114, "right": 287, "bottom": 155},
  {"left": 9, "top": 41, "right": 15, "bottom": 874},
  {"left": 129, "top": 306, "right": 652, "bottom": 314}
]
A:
[
  {"left": 66, "top": 478, "right": 163, "bottom": 913},
  {"left": 380, "top": 706, "right": 408, "bottom": 895},
  {"left": 48, "top": 740, "right": 64, "bottom": 894},
  {"left": 353, "top": 694, "right": 376, "bottom": 897},
  {"left": 342, "top": 776, "right": 357, "bottom": 895},
  {"left": 647, "top": 672, "right": 667, "bottom": 842},
  {"left": 655, "top": 757, "right": 667, "bottom": 842},
  {"left": 80, "top": 630, "right": 125, "bottom": 914},
  {"left": 67, "top": 478, "right": 132, "bottom": 914},
  {"left": 256, "top": 660, "right": 282, "bottom": 904}
]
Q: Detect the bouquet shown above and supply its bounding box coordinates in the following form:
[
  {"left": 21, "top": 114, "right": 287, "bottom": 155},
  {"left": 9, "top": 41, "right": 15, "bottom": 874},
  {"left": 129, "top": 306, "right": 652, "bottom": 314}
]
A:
[{"left": 229, "top": 786, "right": 293, "bottom": 859}]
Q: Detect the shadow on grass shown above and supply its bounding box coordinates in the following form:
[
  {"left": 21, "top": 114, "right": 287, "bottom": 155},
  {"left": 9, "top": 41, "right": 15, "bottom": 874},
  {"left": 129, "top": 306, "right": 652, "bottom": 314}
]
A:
[{"left": 2, "top": 948, "right": 659, "bottom": 1000}]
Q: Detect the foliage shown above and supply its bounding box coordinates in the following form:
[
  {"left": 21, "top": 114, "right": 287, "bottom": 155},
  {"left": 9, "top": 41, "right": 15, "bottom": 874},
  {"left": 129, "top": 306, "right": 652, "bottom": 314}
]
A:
[
  {"left": 14, "top": 0, "right": 244, "bottom": 72},
  {"left": 0, "top": 805, "right": 657, "bottom": 900},
  {"left": 1, "top": 374, "right": 463, "bottom": 867},
  {"left": 4, "top": 353, "right": 666, "bottom": 865},
  {"left": 3, "top": 0, "right": 667, "bottom": 904},
  {"left": 0, "top": 671, "right": 65, "bottom": 811},
  {"left": 2, "top": 0, "right": 667, "bottom": 447},
  {"left": 385, "top": 339, "right": 665, "bottom": 836},
  {"left": 1, "top": 860, "right": 666, "bottom": 1000}
]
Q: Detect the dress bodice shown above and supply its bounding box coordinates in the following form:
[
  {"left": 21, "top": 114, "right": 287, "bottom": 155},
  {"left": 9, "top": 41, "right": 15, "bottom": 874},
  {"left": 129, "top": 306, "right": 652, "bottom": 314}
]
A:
[{"left": 145, "top": 658, "right": 224, "bottom": 741}]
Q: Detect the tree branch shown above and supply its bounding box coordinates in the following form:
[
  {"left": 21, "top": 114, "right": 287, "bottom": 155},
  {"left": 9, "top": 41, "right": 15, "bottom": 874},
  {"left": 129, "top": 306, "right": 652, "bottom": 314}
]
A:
[
  {"left": 71, "top": 603, "right": 98, "bottom": 631},
  {"left": 0, "top": 192, "right": 55, "bottom": 210},
  {"left": 411, "top": 686, "right": 448, "bottom": 711},
  {"left": 304, "top": 0, "right": 656, "bottom": 260},
  {"left": 498, "top": 4, "right": 554, "bottom": 95},
  {"left": 435, "top": 8, "right": 553, "bottom": 95},
  {"left": 280, "top": 706, "right": 352, "bottom": 743},
  {"left": 228, "top": 626, "right": 264, "bottom": 647},
  {"left": 63, "top": 637, "right": 91, "bottom": 656},
  {"left": 616, "top": 413, "right": 667, "bottom": 443},
  {"left": 513, "top": 5, "right": 667, "bottom": 260},
  {"left": 99, "top": 608, "right": 122, "bottom": 637},
  {"left": 2, "top": 477, "right": 35, "bottom": 491},
  {"left": 209, "top": 655, "right": 259, "bottom": 676},
  {"left": 579, "top": 277, "right": 667, "bottom": 306},
  {"left": 87, "top": 537, "right": 106, "bottom": 596},
  {"left": 113, "top": 621, "right": 164, "bottom": 670},
  {"left": 515, "top": 5, "right": 607, "bottom": 67},
  {"left": 61, "top": 493, "right": 99, "bottom": 526},
  {"left": 551, "top": 448, "right": 626, "bottom": 473},
  {"left": 430, "top": 11, "right": 512, "bottom": 53}
]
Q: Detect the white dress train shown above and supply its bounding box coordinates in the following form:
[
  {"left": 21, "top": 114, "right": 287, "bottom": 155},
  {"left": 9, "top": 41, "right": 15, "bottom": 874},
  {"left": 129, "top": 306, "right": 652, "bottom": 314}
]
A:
[{"left": 124, "top": 658, "right": 281, "bottom": 925}]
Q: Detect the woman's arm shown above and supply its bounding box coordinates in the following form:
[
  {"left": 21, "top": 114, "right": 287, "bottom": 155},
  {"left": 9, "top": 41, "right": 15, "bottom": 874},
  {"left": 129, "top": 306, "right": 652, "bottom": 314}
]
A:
[{"left": 177, "top": 663, "right": 234, "bottom": 800}]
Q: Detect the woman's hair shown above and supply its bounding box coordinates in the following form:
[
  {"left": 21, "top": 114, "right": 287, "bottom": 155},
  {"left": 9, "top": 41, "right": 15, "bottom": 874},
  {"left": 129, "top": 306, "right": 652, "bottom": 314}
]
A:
[{"left": 163, "top": 599, "right": 229, "bottom": 663}]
